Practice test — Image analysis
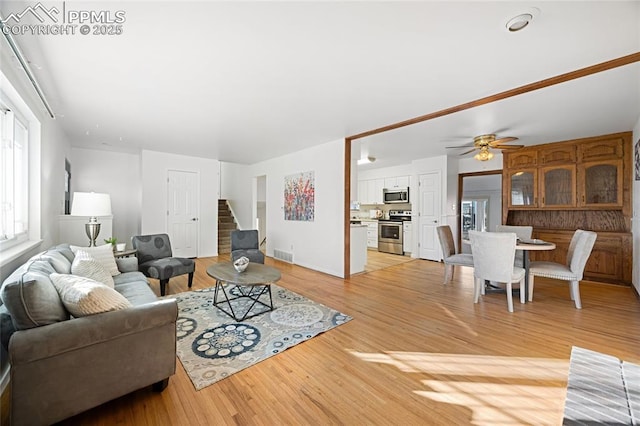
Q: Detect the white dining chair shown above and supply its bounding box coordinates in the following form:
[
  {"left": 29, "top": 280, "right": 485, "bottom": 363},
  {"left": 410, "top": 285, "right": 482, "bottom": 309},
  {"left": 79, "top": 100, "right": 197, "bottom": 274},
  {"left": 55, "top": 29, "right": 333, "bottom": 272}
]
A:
[
  {"left": 436, "top": 225, "right": 474, "bottom": 284},
  {"left": 528, "top": 229, "right": 597, "bottom": 308},
  {"left": 496, "top": 225, "right": 533, "bottom": 267},
  {"left": 469, "top": 231, "right": 525, "bottom": 313}
]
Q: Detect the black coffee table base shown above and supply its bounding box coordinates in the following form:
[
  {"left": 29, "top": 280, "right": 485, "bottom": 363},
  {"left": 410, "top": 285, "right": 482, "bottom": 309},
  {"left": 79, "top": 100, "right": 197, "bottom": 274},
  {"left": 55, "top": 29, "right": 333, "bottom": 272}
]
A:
[{"left": 213, "top": 280, "right": 274, "bottom": 321}]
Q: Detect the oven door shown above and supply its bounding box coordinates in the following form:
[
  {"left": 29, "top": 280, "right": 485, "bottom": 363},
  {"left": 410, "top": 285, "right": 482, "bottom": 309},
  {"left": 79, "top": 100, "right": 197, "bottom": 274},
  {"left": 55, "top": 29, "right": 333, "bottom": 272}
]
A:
[{"left": 378, "top": 221, "right": 403, "bottom": 254}]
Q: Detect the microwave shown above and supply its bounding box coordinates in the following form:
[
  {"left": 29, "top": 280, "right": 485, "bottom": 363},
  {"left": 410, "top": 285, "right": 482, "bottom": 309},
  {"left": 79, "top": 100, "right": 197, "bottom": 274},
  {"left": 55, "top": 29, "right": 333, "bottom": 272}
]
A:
[{"left": 383, "top": 187, "right": 409, "bottom": 204}]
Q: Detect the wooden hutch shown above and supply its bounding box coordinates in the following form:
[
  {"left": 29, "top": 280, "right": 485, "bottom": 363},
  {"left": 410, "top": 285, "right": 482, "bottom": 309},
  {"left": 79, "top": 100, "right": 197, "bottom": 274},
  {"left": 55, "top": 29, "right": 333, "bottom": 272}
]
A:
[{"left": 502, "top": 131, "right": 633, "bottom": 285}]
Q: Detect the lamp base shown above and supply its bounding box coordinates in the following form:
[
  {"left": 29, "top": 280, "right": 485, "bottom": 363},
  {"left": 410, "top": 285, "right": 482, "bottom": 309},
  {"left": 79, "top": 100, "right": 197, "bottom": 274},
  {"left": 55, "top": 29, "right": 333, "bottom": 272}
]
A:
[{"left": 85, "top": 220, "right": 101, "bottom": 247}]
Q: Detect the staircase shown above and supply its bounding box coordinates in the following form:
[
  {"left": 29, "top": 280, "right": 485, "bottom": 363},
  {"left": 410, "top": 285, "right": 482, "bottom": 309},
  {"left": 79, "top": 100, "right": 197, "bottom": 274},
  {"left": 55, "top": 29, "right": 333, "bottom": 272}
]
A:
[{"left": 218, "top": 199, "right": 238, "bottom": 254}]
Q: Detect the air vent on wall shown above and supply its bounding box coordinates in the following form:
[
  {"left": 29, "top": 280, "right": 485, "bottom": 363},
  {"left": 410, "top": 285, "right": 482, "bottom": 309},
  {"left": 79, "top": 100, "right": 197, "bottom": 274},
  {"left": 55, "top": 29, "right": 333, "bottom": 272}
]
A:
[{"left": 273, "top": 249, "right": 294, "bottom": 264}]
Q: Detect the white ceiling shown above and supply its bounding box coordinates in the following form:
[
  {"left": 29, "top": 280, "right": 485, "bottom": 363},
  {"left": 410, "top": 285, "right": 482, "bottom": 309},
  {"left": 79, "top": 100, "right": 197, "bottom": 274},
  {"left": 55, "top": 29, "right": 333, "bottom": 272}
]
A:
[{"left": 1, "top": 1, "right": 639, "bottom": 168}]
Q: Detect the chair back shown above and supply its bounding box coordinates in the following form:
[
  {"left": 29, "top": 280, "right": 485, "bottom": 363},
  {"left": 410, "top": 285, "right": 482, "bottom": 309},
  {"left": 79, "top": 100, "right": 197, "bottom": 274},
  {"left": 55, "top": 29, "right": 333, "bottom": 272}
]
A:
[
  {"left": 566, "top": 230, "right": 597, "bottom": 279},
  {"left": 131, "top": 234, "right": 173, "bottom": 263},
  {"left": 231, "top": 230, "right": 259, "bottom": 251},
  {"left": 436, "top": 225, "right": 456, "bottom": 258},
  {"left": 469, "top": 231, "right": 517, "bottom": 283},
  {"left": 496, "top": 225, "right": 532, "bottom": 266},
  {"left": 495, "top": 225, "right": 533, "bottom": 241}
]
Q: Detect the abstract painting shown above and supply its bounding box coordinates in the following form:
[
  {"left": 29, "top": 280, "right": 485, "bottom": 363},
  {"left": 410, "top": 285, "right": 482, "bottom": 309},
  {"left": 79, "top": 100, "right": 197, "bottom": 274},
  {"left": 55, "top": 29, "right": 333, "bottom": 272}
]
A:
[{"left": 284, "top": 171, "right": 315, "bottom": 221}]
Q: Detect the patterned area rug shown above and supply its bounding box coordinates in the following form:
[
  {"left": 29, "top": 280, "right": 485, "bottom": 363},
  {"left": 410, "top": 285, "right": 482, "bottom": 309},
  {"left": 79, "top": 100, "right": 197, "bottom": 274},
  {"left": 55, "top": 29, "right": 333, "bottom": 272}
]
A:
[{"left": 167, "top": 285, "right": 352, "bottom": 390}]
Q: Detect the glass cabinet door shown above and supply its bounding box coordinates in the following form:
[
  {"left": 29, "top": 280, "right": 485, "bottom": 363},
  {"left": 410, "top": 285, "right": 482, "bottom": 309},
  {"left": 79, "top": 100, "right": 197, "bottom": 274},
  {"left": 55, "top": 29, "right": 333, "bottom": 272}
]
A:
[
  {"left": 509, "top": 169, "right": 536, "bottom": 207},
  {"left": 540, "top": 166, "right": 576, "bottom": 207},
  {"left": 580, "top": 160, "right": 623, "bottom": 206}
]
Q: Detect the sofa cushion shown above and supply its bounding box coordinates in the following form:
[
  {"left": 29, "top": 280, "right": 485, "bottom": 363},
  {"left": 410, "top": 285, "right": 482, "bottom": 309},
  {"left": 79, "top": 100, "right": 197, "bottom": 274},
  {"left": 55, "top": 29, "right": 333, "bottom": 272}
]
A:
[
  {"left": 50, "top": 273, "right": 132, "bottom": 317},
  {"left": 113, "top": 271, "right": 148, "bottom": 286},
  {"left": 0, "top": 260, "right": 69, "bottom": 330},
  {"left": 70, "top": 244, "right": 120, "bottom": 276},
  {"left": 31, "top": 249, "right": 72, "bottom": 274},
  {"left": 115, "top": 281, "right": 158, "bottom": 306},
  {"left": 71, "top": 251, "right": 115, "bottom": 288}
]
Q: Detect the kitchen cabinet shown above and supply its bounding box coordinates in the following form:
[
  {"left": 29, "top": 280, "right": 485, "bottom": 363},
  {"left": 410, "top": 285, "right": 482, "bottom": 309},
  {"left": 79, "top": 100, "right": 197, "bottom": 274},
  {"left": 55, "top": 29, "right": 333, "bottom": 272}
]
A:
[
  {"left": 504, "top": 134, "right": 626, "bottom": 211},
  {"left": 502, "top": 131, "right": 633, "bottom": 286},
  {"left": 364, "top": 220, "right": 378, "bottom": 249},
  {"left": 350, "top": 225, "right": 367, "bottom": 274},
  {"left": 384, "top": 175, "right": 410, "bottom": 189},
  {"left": 539, "top": 165, "right": 576, "bottom": 207},
  {"left": 358, "top": 179, "right": 385, "bottom": 204},
  {"left": 506, "top": 168, "right": 537, "bottom": 208},
  {"left": 403, "top": 222, "right": 412, "bottom": 253},
  {"left": 578, "top": 159, "right": 623, "bottom": 207},
  {"left": 532, "top": 230, "right": 632, "bottom": 284}
]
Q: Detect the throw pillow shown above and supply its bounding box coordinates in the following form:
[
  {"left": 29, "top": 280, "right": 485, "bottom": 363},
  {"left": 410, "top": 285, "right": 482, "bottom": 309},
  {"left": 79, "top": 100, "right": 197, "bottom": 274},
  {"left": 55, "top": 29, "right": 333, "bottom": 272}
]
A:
[
  {"left": 71, "top": 250, "right": 115, "bottom": 288},
  {"left": 50, "top": 273, "right": 132, "bottom": 317},
  {"left": 0, "top": 260, "right": 69, "bottom": 329},
  {"left": 70, "top": 244, "right": 120, "bottom": 276}
]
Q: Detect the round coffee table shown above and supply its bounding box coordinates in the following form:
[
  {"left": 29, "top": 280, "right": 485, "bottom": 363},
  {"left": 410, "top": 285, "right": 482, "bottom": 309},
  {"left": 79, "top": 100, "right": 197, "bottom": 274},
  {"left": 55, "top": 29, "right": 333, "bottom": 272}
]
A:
[{"left": 206, "top": 262, "right": 281, "bottom": 321}]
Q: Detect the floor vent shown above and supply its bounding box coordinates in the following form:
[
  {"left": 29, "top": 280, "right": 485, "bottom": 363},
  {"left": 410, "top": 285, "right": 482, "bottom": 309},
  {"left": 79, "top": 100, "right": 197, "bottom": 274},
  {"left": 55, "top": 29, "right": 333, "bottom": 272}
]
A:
[{"left": 273, "top": 249, "right": 294, "bottom": 264}]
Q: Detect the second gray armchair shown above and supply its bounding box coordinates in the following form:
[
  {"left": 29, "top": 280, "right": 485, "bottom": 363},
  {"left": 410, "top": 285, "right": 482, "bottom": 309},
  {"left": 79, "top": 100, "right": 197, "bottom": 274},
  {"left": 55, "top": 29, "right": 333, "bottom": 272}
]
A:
[{"left": 231, "top": 230, "right": 265, "bottom": 264}]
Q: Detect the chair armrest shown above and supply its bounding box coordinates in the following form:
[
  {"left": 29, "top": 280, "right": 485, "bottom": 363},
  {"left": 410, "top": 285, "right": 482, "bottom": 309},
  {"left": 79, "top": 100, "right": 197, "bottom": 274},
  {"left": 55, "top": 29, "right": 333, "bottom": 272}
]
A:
[
  {"left": 9, "top": 299, "right": 177, "bottom": 365},
  {"left": 116, "top": 257, "right": 139, "bottom": 272}
]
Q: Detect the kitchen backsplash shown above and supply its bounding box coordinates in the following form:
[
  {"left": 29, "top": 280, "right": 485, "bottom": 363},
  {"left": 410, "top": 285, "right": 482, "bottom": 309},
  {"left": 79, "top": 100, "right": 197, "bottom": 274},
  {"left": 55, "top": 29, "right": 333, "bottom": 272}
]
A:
[{"left": 350, "top": 203, "right": 412, "bottom": 219}]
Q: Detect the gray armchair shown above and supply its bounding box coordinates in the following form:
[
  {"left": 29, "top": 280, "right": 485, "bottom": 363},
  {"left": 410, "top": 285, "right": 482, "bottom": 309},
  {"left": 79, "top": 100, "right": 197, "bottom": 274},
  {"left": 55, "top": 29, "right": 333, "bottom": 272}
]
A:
[
  {"left": 131, "top": 234, "right": 195, "bottom": 296},
  {"left": 231, "top": 230, "right": 265, "bottom": 264}
]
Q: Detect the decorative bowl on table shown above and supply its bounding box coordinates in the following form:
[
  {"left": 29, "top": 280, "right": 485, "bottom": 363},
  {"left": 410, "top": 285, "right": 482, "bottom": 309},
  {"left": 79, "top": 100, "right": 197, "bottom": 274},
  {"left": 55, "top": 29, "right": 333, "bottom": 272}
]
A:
[{"left": 233, "top": 256, "right": 250, "bottom": 273}]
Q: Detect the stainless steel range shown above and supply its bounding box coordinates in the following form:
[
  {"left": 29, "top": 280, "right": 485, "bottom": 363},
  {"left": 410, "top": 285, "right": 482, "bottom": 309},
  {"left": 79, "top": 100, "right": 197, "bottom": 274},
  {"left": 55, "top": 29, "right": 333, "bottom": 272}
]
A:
[{"left": 378, "top": 210, "right": 412, "bottom": 255}]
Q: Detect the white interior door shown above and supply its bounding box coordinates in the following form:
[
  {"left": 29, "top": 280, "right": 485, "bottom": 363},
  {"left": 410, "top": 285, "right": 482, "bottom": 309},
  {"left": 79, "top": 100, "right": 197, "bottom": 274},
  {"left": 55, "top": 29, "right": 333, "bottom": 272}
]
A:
[
  {"left": 419, "top": 171, "right": 441, "bottom": 260},
  {"left": 167, "top": 170, "right": 198, "bottom": 258}
]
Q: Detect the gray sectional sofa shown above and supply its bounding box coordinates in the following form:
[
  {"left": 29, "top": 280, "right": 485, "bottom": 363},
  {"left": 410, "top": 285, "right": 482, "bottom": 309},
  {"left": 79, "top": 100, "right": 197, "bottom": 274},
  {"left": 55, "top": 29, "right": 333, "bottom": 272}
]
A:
[{"left": 0, "top": 244, "right": 178, "bottom": 426}]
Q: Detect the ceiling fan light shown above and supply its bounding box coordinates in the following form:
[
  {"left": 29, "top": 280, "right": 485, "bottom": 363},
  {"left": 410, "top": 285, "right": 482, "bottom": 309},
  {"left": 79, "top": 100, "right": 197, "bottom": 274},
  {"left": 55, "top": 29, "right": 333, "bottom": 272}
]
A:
[
  {"left": 506, "top": 13, "right": 534, "bottom": 32},
  {"left": 474, "top": 148, "right": 494, "bottom": 162}
]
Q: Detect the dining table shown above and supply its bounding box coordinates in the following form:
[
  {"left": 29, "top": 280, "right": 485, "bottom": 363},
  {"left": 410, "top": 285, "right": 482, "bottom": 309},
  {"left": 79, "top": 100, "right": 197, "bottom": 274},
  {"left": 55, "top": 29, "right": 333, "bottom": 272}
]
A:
[{"left": 463, "top": 237, "right": 556, "bottom": 303}]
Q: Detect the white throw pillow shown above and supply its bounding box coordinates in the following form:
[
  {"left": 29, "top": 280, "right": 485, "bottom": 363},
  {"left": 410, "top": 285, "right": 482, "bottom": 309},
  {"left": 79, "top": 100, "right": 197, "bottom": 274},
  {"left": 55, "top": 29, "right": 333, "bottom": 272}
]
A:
[
  {"left": 50, "top": 273, "right": 132, "bottom": 317},
  {"left": 71, "top": 250, "right": 115, "bottom": 288},
  {"left": 70, "top": 244, "right": 120, "bottom": 276}
]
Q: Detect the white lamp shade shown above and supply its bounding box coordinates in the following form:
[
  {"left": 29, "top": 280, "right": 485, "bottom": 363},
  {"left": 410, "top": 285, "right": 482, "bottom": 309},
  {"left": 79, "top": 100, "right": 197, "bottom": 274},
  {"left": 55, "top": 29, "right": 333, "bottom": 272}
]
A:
[{"left": 71, "top": 192, "right": 112, "bottom": 216}]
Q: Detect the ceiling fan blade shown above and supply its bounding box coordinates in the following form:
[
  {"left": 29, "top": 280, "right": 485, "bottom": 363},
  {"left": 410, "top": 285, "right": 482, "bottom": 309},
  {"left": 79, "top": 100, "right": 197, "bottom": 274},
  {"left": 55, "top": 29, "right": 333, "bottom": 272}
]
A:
[
  {"left": 488, "top": 137, "right": 518, "bottom": 147},
  {"left": 445, "top": 142, "right": 475, "bottom": 149},
  {"left": 458, "top": 148, "right": 478, "bottom": 156},
  {"left": 494, "top": 144, "right": 524, "bottom": 149}
]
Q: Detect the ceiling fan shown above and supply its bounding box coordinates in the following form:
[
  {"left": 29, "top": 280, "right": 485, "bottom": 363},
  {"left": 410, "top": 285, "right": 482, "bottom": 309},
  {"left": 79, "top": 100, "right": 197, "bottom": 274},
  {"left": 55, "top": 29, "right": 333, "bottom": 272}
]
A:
[{"left": 446, "top": 134, "right": 524, "bottom": 161}]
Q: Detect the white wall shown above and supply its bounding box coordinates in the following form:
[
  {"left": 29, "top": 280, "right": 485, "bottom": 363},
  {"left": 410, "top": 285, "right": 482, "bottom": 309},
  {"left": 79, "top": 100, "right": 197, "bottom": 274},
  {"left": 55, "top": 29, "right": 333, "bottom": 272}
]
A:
[
  {"left": 70, "top": 148, "right": 141, "bottom": 248},
  {"left": 357, "top": 164, "right": 412, "bottom": 181},
  {"left": 140, "top": 150, "right": 219, "bottom": 257},
  {"left": 0, "top": 53, "right": 70, "bottom": 281},
  {"left": 632, "top": 117, "right": 640, "bottom": 294},
  {"left": 249, "top": 139, "right": 345, "bottom": 277}
]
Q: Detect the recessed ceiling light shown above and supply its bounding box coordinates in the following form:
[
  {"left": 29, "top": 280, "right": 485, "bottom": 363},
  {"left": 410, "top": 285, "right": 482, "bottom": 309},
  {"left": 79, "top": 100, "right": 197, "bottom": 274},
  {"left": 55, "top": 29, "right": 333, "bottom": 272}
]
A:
[{"left": 505, "top": 8, "right": 539, "bottom": 32}]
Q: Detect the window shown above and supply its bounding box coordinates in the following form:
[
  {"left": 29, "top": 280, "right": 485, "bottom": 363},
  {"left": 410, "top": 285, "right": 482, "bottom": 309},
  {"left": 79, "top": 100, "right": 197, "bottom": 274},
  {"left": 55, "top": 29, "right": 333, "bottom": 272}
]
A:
[{"left": 0, "top": 107, "right": 29, "bottom": 249}]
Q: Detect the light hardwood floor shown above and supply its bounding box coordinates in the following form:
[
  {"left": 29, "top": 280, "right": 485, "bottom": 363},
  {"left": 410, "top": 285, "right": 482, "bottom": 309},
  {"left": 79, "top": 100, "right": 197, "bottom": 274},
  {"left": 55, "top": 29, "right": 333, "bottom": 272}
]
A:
[
  {"left": 363, "top": 249, "right": 414, "bottom": 273},
  {"left": 53, "top": 256, "right": 640, "bottom": 425}
]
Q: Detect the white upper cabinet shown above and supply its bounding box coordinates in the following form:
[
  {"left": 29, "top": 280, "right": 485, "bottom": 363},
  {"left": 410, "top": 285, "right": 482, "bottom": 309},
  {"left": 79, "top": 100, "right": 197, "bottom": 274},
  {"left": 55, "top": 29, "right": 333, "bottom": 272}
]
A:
[{"left": 384, "top": 175, "right": 410, "bottom": 189}]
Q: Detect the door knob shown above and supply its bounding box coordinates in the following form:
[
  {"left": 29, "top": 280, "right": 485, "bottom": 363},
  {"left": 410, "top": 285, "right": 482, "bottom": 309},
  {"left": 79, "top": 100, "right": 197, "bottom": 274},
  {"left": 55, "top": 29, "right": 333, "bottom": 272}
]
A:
[
  {"left": 433, "top": 220, "right": 438, "bottom": 223},
  {"left": 191, "top": 218, "right": 198, "bottom": 221}
]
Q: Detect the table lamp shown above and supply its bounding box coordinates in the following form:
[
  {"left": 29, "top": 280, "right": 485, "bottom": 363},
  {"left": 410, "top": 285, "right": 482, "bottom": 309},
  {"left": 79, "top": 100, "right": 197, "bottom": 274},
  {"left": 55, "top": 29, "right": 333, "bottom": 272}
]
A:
[{"left": 71, "top": 192, "right": 112, "bottom": 247}]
